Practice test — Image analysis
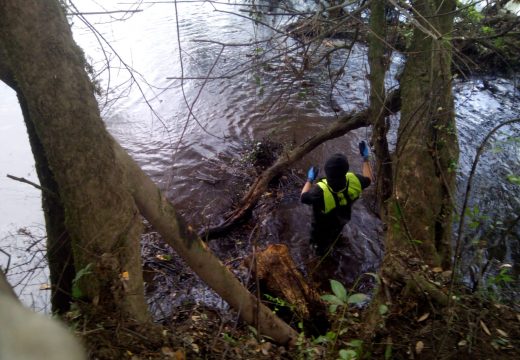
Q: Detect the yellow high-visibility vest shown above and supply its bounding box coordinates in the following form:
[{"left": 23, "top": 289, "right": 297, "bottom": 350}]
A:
[{"left": 316, "top": 172, "right": 362, "bottom": 214}]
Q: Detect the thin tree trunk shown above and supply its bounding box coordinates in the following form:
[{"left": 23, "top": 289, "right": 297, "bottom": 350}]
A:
[{"left": 368, "top": 0, "right": 393, "bottom": 216}]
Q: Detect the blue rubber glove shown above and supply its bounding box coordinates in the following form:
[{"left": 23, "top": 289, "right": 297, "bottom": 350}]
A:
[
  {"left": 307, "top": 166, "right": 319, "bottom": 182},
  {"left": 359, "top": 141, "right": 369, "bottom": 160}
]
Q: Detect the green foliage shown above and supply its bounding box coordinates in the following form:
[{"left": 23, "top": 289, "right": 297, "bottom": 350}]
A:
[
  {"left": 488, "top": 267, "right": 514, "bottom": 288},
  {"left": 71, "top": 263, "right": 93, "bottom": 299},
  {"left": 263, "top": 293, "right": 295, "bottom": 313},
  {"left": 455, "top": 1, "right": 483, "bottom": 23},
  {"left": 506, "top": 174, "right": 520, "bottom": 186},
  {"left": 378, "top": 304, "right": 389, "bottom": 315},
  {"left": 315, "top": 280, "right": 369, "bottom": 359}
]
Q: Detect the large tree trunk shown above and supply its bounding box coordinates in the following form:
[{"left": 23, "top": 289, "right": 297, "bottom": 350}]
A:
[
  {"left": 0, "top": 0, "right": 298, "bottom": 344},
  {"left": 388, "top": 0, "right": 459, "bottom": 268},
  {"left": 18, "top": 93, "right": 75, "bottom": 314},
  {"left": 0, "top": 0, "right": 148, "bottom": 320}
]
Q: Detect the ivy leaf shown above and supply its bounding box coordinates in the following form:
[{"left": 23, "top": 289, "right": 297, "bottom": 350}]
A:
[{"left": 330, "top": 279, "right": 348, "bottom": 303}]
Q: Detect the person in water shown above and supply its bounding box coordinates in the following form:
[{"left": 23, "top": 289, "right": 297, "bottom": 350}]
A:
[{"left": 300, "top": 142, "right": 373, "bottom": 256}]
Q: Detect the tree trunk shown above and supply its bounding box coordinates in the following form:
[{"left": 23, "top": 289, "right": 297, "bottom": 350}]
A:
[
  {"left": 389, "top": 0, "right": 459, "bottom": 268},
  {"left": 368, "top": 0, "right": 393, "bottom": 216},
  {"left": 18, "top": 93, "right": 75, "bottom": 314},
  {"left": 0, "top": 0, "right": 298, "bottom": 344},
  {"left": 0, "top": 0, "right": 148, "bottom": 320}
]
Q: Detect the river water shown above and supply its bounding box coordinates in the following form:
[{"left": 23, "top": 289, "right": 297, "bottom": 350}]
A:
[{"left": 1, "top": 0, "right": 518, "bottom": 311}]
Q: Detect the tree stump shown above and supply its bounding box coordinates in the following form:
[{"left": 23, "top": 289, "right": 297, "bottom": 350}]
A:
[{"left": 245, "top": 244, "right": 325, "bottom": 321}]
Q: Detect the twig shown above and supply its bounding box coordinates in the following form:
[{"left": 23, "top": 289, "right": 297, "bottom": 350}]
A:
[
  {"left": 68, "top": 10, "right": 143, "bottom": 15},
  {"left": 6, "top": 174, "right": 56, "bottom": 197}
]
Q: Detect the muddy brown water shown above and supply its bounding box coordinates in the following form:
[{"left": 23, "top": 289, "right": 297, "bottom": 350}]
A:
[{"left": 1, "top": 1, "right": 519, "bottom": 313}]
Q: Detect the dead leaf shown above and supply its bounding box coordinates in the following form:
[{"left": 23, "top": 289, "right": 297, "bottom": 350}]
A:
[
  {"left": 120, "top": 271, "right": 129, "bottom": 281},
  {"left": 480, "top": 320, "right": 491, "bottom": 336},
  {"left": 39, "top": 283, "right": 51, "bottom": 290},
  {"left": 415, "top": 341, "right": 424, "bottom": 354},
  {"left": 496, "top": 328, "right": 508, "bottom": 337},
  {"left": 260, "top": 342, "right": 272, "bottom": 355},
  {"left": 175, "top": 350, "right": 186, "bottom": 360},
  {"left": 162, "top": 347, "right": 175, "bottom": 358},
  {"left": 191, "top": 343, "right": 200, "bottom": 353},
  {"left": 432, "top": 267, "right": 443, "bottom": 273},
  {"left": 174, "top": 350, "right": 185, "bottom": 360},
  {"left": 441, "top": 270, "right": 452, "bottom": 279},
  {"left": 417, "top": 313, "right": 430, "bottom": 322},
  {"left": 458, "top": 340, "right": 467, "bottom": 347}
]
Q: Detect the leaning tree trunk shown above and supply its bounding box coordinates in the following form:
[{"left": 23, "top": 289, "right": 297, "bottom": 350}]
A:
[
  {"left": 0, "top": 0, "right": 148, "bottom": 320},
  {"left": 388, "top": 0, "right": 459, "bottom": 268}
]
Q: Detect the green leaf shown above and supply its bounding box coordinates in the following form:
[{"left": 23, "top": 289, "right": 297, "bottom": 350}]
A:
[
  {"left": 347, "top": 293, "right": 368, "bottom": 305},
  {"left": 321, "top": 294, "right": 344, "bottom": 306},
  {"left": 313, "top": 335, "right": 331, "bottom": 344},
  {"left": 339, "top": 349, "right": 357, "bottom": 360},
  {"left": 329, "top": 304, "right": 338, "bottom": 314},
  {"left": 330, "top": 279, "right": 348, "bottom": 303},
  {"left": 71, "top": 263, "right": 93, "bottom": 299},
  {"left": 71, "top": 285, "right": 83, "bottom": 300},
  {"left": 506, "top": 174, "right": 520, "bottom": 186},
  {"left": 379, "top": 304, "right": 389, "bottom": 315},
  {"left": 346, "top": 339, "right": 363, "bottom": 348}
]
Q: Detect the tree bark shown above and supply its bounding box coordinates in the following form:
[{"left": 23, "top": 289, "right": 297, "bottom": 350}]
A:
[
  {"left": 0, "top": 0, "right": 147, "bottom": 320},
  {"left": 244, "top": 244, "right": 325, "bottom": 322},
  {"left": 368, "top": 0, "right": 393, "bottom": 216},
  {"left": 18, "top": 93, "right": 75, "bottom": 314},
  {"left": 389, "top": 0, "right": 459, "bottom": 268},
  {"left": 203, "top": 90, "right": 401, "bottom": 238}
]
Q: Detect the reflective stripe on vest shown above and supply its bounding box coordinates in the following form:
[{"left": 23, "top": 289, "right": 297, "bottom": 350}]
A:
[{"left": 316, "top": 172, "right": 362, "bottom": 214}]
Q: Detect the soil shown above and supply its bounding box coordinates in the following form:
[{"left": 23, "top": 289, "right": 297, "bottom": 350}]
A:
[{"left": 74, "top": 140, "right": 520, "bottom": 359}]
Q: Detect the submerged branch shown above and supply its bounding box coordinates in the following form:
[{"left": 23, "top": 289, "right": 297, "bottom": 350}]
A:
[{"left": 202, "top": 89, "right": 401, "bottom": 239}]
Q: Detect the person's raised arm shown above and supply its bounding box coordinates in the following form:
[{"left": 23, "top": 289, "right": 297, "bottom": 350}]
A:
[
  {"left": 301, "top": 166, "right": 319, "bottom": 196},
  {"left": 359, "top": 141, "right": 374, "bottom": 182}
]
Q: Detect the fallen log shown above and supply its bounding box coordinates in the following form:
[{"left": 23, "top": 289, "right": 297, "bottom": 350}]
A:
[{"left": 203, "top": 90, "right": 401, "bottom": 238}]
